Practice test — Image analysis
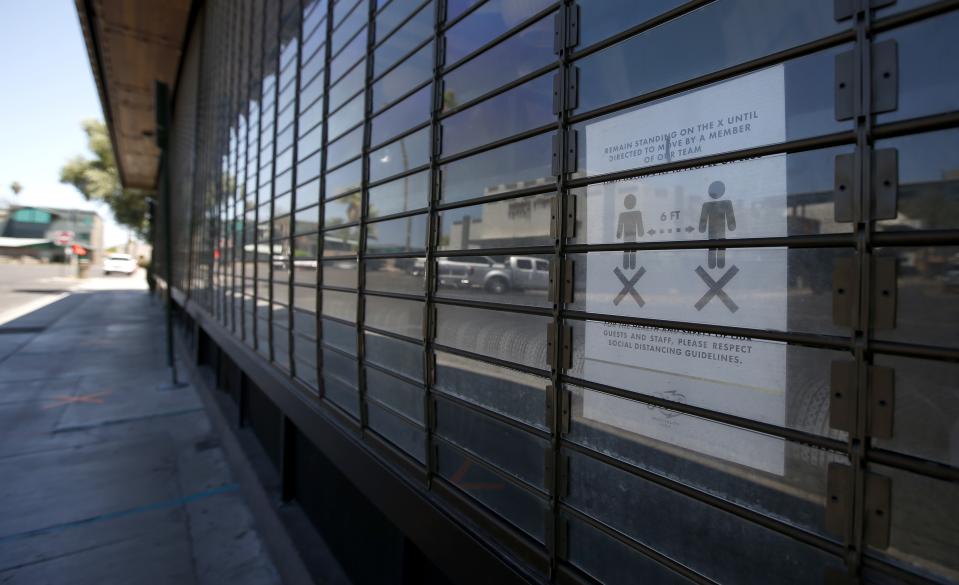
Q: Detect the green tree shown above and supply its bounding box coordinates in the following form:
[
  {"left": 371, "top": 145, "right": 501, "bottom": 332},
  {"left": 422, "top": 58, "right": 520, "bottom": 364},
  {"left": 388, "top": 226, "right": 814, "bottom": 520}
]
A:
[{"left": 60, "top": 119, "right": 152, "bottom": 237}]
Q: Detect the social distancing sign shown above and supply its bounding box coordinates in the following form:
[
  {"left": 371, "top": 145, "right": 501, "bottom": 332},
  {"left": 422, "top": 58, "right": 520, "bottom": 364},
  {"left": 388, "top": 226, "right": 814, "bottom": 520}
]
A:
[{"left": 580, "top": 65, "right": 789, "bottom": 475}]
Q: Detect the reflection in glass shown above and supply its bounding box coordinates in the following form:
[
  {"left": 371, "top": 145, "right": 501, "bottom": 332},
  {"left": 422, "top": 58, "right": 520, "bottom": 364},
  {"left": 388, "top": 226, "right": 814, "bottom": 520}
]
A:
[
  {"left": 322, "top": 257, "right": 358, "bottom": 288},
  {"left": 437, "top": 193, "right": 554, "bottom": 251},
  {"left": 366, "top": 214, "right": 427, "bottom": 253},
  {"left": 326, "top": 125, "right": 364, "bottom": 169},
  {"left": 368, "top": 171, "right": 429, "bottom": 218},
  {"left": 574, "top": 0, "right": 844, "bottom": 114},
  {"left": 323, "top": 225, "right": 361, "bottom": 256},
  {"left": 329, "top": 60, "right": 366, "bottom": 111},
  {"left": 435, "top": 304, "right": 549, "bottom": 369},
  {"left": 373, "top": 1, "right": 433, "bottom": 77},
  {"left": 372, "top": 42, "right": 432, "bottom": 112},
  {"left": 325, "top": 158, "right": 362, "bottom": 199},
  {"left": 434, "top": 254, "right": 550, "bottom": 307},
  {"left": 365, "top": 257, "right": 425, "bottom": 295},
  {"left": 321, "top": 289, "right": 357, "bottom": 322},
  {"left": 443, "top": 0, "right": 554, "bottom": 66},
  {"left": 365, "top": 296, "right": 423, "bottom": 339},
  {"left": 443, "top": 14, "right": 554, "bottom": 109},
  {"left": 370, "top": 84, "right": 431, "bottom": 147},
  {"left": 369, "top": 126, "right": 430, "bottom": 182},
  {"left": 439, "top": 132, "right": 553, "bottom": 203},
  {"left": 441, "top": 73, "right": 553, "bottom": 156}
]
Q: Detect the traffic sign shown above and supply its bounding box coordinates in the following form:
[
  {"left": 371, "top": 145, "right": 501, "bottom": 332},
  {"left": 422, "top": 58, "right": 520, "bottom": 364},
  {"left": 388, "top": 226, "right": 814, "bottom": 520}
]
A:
[{"left": 54, "top": 231, "right": 75, "bottom": 246}]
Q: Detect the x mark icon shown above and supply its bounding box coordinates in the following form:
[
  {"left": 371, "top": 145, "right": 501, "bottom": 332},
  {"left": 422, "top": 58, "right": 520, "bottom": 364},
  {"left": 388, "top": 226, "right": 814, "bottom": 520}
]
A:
[
  {"left": 613, "top": 266, "right": 646, "bottom": 307},
  {"left": 694, "top": 265, "right": 739, "bottom": 313},
  {"left": 43, "top": 390, "right": 112, "bottom": 410}
]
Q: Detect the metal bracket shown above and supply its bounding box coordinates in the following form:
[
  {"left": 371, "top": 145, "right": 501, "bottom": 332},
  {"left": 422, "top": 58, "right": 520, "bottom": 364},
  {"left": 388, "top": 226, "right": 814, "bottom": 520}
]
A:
[
  {"left": 835, "top": 49, "right": 857, "bottom": 122},
  {"left": 548, "top": 258, "right": 573, "bottom": 303},
  {"left": 545, "top": 384, "right": 555, "bottom": 432},
  {"left": 560, "top": 387, "right": 571, "bottom": 435},
  {"left": 551, "top": 130, "right": 578, "bottom": 175},
  {"left": 872, "top": 148, "right": 898, "bottom": 220},
  {"left": 567, "top": 66, "right": 579, "bottom": 111},
  {"left": 553, "top": 4, "right": 579, "bottom": 53},
  {"left": 829, "top": 361, "right": 857, "bottom": 433},
  {"left": 558, "top": 454, "right": 570, "bottom": 498},
  {"left": 553, "top": 8, "right": 565, "bottom": 54},
  {"left": 872, "top": 40, "right": 899, "bottom": 115},
  {"left": 546, "top": 323, "right": 573, "bottom": 370},
  {"left": 434, "top": 79, "right": 446, "bottom": 114},
  {"left": 868, "top": 366, "right": 894, "bottom": 439},
  {"left": 551, "top": 132, "right": 562, "bottom": 176},
  {"left": 434, "top": 124, "right": 443, "bottom": 154},
  {"left": 832, "top": 257, "right": 859, "bottom": 327},
  {"left": 427, "top": 397, "right": 437, "bottom": 429},
  {"left": 825, "top": 463, "right": 853, "bottom": 539},
  {"left": 552, "top": 72, "right": 563, "bottom": 115},
  {"left": 437, "top": 36, "right": 446, "bottom": 68},
  {"left": 834, "top": 153, "right": 856, "bottom": 222},
  {"left": 425, "top": 351, "right": 437, "bottom": 386},
  {"left": 864, "top": 472, "right": 892, "bottom": 549},
  {"left": 545, "top": 451, "right": 554, "bottom": 492},
  {"left": 566, "top": 192, "right": 578, "bottom": 239},
  {"left": 872, "top": 256, "right": 897, "bottom": 330},
  {"left": 423, "top": 303, "right": 437, "bottom": 340}
]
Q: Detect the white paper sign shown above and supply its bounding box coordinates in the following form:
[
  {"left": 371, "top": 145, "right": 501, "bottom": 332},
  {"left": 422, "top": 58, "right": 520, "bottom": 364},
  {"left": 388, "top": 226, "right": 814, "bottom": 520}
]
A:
[{"left": 580, "top": 66, "right": 790, "bottom": 475}]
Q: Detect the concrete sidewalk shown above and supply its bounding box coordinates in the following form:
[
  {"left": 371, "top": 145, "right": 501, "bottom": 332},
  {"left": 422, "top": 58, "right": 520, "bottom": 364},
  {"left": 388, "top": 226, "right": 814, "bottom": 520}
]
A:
[{"left": 0, "top": 283, "right": 282, "bottom": 585}]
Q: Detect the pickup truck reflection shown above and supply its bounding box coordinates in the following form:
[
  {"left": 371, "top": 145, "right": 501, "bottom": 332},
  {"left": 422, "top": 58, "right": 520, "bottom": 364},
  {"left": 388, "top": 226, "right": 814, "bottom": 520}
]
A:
[{"left": 411, "top": 255, "right": 550, "bottom": 294}]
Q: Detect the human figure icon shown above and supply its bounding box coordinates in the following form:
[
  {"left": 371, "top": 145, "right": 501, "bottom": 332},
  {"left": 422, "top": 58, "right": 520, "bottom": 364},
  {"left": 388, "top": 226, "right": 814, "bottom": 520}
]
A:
[
  {"left": 616, "top": 193, "right": 644, "bottom": 269},
  {"left": 699, "top": 180, "right": 736, "bottom": 268}
]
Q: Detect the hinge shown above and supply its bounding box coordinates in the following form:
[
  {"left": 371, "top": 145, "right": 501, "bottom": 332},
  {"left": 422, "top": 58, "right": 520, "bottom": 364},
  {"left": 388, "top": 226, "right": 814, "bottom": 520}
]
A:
[
  {"left": 565, "top": 4, "right": 579, "bottom": 50},
  {"left": 434, "top": 124, "right": 443, "bottom": 154},
  {"left": 567, "top": 66, "right": 579, "bottom": 111},
  {"left": 424, "top": 351, "right": 437, "bottom": 386},
  {"left": 545, "top": 384, "right": 555, "bottom": 432},
  {"left": 829, "top": 361, "right": 857, "bottom": 433},
  {"left": 427, "top": 397, "right": 437, "bottom": 429},
  {"left": 868, "top": 365, "right": 894, "bottom": 439},
  {"left": 872, "top": 256, "right": 897, "bottom": 330},
  {"left": 544, "top": 451, "right": 554, "bottom": 492},
  {"left": 563, "top": 258, "right": 574, "bottom": 304},
  {"left": 871, "top": 40, "right": 898, "bottom": 115},
  {"left": 552, "top": 72, "right": 562, "bottom": 115},
  {"left": 864, "top": 472, "right": 892, "bottom": 549},
  {"left": 549, "top": 198, "right": 560, "bottom": 239},
  {"left": 834, "top": 49, "right": 857, "bottom": 121},
  {"left": 566, "top": 129, "right": 578, "bottom": 173},
  {"left": 553, "top": 8, "right": 565, "bottom": 55},
  {"left": 872, "top": 148, "right": 898, "bottom": 220},
  {"left": 423, "top": 303, "right": 437, "bottom": 339},
  {"left": 834, "top": 153, "right": 856, "bottom": 223},
  {"left": 434, "top": 168, "right": 443, "bottom": 200},
  {"left": 566, "top": 192, "right": 577, "bottom": 239},
  {"left": 835, "top": 0, "right": 896, "bottom": 21},
  {"left": 551, "top": 132, "right": 562, "bottom": 176},
  {"left": 437, "top": 36, "right": 446, "bottom": 68},
  {"left": 546, "top": 324, "right": 572, "bottom": 370},
  {"left": 548, "top": 258, "right": 559, "bottom": 303},
  {"left": 832, "top": 257, "right": 859, "bottom": 327},
  {"left": 560, "top": 387, "right": 571, "bottom": 435},
  {"left": 436, "top": 0, "right": 447, "bottom": 25},
  {"left": 825, "top": 462, "right": 853, "bottom": 539},
  {"left": 434, "top": 79, "right": 446, "bottom": 114}
]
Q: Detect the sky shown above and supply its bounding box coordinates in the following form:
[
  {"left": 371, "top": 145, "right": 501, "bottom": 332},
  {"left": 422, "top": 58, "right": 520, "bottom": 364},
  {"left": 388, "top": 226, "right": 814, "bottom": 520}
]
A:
[{"left": 0, "top": 0, "right": 130, "bottom": 247}]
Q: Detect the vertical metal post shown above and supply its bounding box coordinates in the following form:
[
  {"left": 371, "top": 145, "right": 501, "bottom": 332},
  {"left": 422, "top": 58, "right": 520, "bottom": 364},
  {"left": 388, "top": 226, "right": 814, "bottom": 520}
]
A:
[{"left": 156, "top": 80, "right": 180, "bottom": 386}]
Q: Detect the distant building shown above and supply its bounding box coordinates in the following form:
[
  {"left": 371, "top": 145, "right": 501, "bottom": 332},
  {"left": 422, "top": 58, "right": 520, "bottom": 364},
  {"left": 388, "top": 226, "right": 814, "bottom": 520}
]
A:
[{"left": 0, "top": 206, "right": 103, "bottom": 262}]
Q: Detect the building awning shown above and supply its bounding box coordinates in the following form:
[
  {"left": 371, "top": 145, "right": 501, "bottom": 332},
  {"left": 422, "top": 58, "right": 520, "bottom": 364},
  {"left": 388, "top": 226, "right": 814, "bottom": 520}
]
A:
[
  {"left": 74, "top": 0, "right": 193, "bottom": 190},
  {"left": 0, "top": 238, "right": 53, "bottom": 248}
]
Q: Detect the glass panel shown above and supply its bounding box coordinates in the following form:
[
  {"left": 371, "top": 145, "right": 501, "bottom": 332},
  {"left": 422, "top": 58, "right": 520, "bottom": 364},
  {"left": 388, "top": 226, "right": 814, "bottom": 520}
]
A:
[
  {"left": 435, "top": 304, "right": 550, "bottom": 369},
  {"left": 372, "top": 42, "right": 433, "bottom": 111},
  {"left": 329, "top": 59, "right": 366, "bottom": 111},
  {"left": 323, "top": 257, "right": 359, "bottom": 288},
  {"left": 328, "top": 92, "right": 365, "bottom": 140},
  {"left": 325, "top": 373, "right": 360, "bottom": 417},
  {"left": 274, "top": 192, "right": 293, "bottom": 216},
  {"left": 434, "top": 349, "right": 548, "bottom": 430},
  {"left": 443, "top": 0, "right": 554, "bottom": 66},
  {"left": 875, "top": 128, "right": 959, "bottom": 232},
  {"left": 872, "top": 354, "right": 959, "bottom": 467},
  {"left": 572, "top": 146, "right": 854, "bottom": 245},
  {"left": 323, "top": 318, "right": 357, "bottom": 354},
  {"left": 434, "top": 254, "right": 550, "bottom": 307},
  {"left": 437, "top": 193, "right": 554, "bottom": 251},
  {"left": 296, "top": 179, "right": 320, "bottom": 208},
  {"left": 873, "top": 246, "right": 959, "bottom": 349},
  {"left": 293, "top": 305, "right": 317, "bottom": 334},
  {"left": 297, "top": 151, "right": 321, "bottom": 184},
  {"left": 365, "top": 257, "right": 426, "bottom": 295},
  {"left": 370, "top": 84, "right": 431, "bottom": 146},
  {"left": 564, "top": 450, "right": 844, "bottom": 585},
  {"left": 299, "top": 73, "right": 324, "bottom": 113},
  {"left": 876, "top": 13, "right": 959, "bottom": 125},
  {"left": 292, "top": 234, "right": 318, "bottom": 283},
  {"left": 369, "top": 126, "right": 430, "bottom": 182},
  {"left": 434, "top": 397, "right": 547, "bottom": 488},
  {"left": 324, "top": 194, "right": 359, "bottom": 227},
  {"left": 441, "top": 73, "right": 553, "bottom": 156},
  {"left": 565, "top": 514, "right": 692, "bottom": 585},
  {"left": 373, "top": 1, "right": 433, "bottom": 77},
  {"left": 568, "top": 384, "right": 843, "bottom": 538},
  {"left": 365, "top": 366, "right": 425, "bottom": 423},
  {"left": 299, "top": 97, "right": 325, "bottom": 135},
  {"left": 567, "top": 320, "right": 848, "bottom": 438},
  {"left": 332, "top": 1, "right": 367, "bottom": 53},
  {"left": 439, "top": 131, "right": 554, "bottom": 204},
  {"left": 326, "top": 125, "right": 364, "bottom": 169},
  {"left": 368, "top": 170, "right": 429, "bottom": 218},
  {"left": 325, "top": 158, "right": 363, "bottom": 199},
  {"left": 322, "top": 289, "right": 357, "bottom": 321},
  {"left": 568, "top": 248, "right": 847, "bottom": 336},
  {"left": 364, "top": 330, "right": 424, "bottom": 381},
  {"left": 574, "top": 48, "right": 851, "bottom": 178},
  {"left": 364, "top": 295, "right": 423, "bottom": 338},
  {"left": 295, "top": 205, "right": 320, "bottom": 234},
  {"left": 578, "top": 0, "right": 686, "bottom": 49},
  {"left": 322, "top": 225, "right": 361, "bottom": 255},
  {"left": 443, "top": 14, "right": 554, "bottom": 110},
  {"left": 867, "top": 465, "right": 959, "bottom": 582},
  {"left": 331, "top": 26, "right": 368, "bottom": 82},
  {"left": 298, "top": 121, "right": 323, "bottom": 157},
  {"left": 334, "top": 0, "right": 362, "bottom": 26},
  {"left": 376, "top": 0, "right": 425, "bottom": 41},
  {"left": 574, "top": 0, "right": 845, "bottom": 114},
  {"left": 366, "top": 214, "right": 428, "bottom": 253},
  {"left": 436, "top": 441, "right": 548, "bottom": 542},
  {"left": 367, "top": 400, "right": 427, "bottom": 462}
]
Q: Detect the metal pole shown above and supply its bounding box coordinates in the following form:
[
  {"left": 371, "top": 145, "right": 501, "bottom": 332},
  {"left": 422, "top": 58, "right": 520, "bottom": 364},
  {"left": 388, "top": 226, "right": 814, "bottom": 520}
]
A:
[{"left": 156, "top": 81, "right": 181, "bottom": 387}]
